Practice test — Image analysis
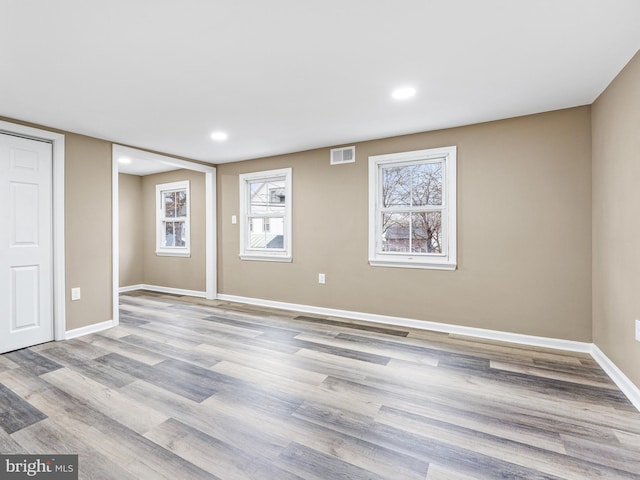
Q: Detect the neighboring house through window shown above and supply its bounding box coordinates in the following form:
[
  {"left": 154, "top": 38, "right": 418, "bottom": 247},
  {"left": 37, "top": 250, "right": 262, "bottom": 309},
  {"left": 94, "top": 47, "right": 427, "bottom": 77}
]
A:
[
  {"left": 156, "top": 180, "right": 191, "bottom": 256},
  {"left": 368, "top": 146, "right": 456, "bottom": 270},
  {"left": 239, "top": 168, "right": 292, "bottom": 262}
]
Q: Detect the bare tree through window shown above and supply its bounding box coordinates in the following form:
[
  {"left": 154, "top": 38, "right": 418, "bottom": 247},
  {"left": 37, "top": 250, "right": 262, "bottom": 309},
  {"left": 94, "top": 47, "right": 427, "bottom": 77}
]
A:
[{"left": 381, "top": 162, "right": 443, "bottom": 253}]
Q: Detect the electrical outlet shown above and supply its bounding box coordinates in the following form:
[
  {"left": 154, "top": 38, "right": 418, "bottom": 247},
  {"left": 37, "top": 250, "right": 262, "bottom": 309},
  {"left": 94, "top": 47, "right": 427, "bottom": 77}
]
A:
[
  {"left": 636, "top": 320, "right": 640, "bottom": 342},
  {"left": 318, "top": 273, "right": 326, "bottom": 284},
  {"left": 71, "top": 287, "right": 81, "bottom": 301}
]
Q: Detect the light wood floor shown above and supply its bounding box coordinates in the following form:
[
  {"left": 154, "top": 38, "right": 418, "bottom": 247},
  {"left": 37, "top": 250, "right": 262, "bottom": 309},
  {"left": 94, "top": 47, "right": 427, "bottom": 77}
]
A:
[{"left": 1, "top": 291, "right": 639, "bottom": 479}]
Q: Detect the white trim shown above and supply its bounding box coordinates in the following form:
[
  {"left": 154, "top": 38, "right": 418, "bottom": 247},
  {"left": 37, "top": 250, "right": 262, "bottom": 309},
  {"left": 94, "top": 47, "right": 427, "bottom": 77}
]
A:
[
  {"left": 368, "top": 145, "right": 457, "bottom": 270},
  {"left": 120, "top": 284, "right": 206, "bottom": 298},
  {"left": 239, "top": 254, "right": 293, "bottom": 263},
  {"left": 591, "top": 345, "right": 640, "bottom": 412},
  {"left": 155, "top": 251, "right": 191, "bottom": 257},
  {"left": 239, "top": 167, "right": 292, "bottom": 262},
  {"left": 368, "top": 259, "right": 456, "bottom": 270},
  {"left": 112, "top": 145, "right": 217, "bottom": 323},
  {"left": 216, "top": 293, "right": 591, "bottom": 353},
  {"left": 112, "top": 157, "right": 120, "bottom": 327},
  {"left": 0, "top": 120, "right": 66, "bottom": 342},
  {"left": 205, "top": 170, "right": 216, "bottom": 300},
  {"left": 65, "top": 319, "right": 115, "bottom": 340},
  {"left": 118, "top": 284, "right": 144, "bottom": 293},
  {"left": 155, "top": 180, "right": 191, "bottom": 256}
]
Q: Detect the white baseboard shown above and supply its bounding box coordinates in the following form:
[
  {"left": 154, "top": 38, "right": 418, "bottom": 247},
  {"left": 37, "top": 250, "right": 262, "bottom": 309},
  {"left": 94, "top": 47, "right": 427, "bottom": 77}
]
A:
[
  {"left": 590, "top": 345, "right": 640, "bottom": 412},
  {"left": 216, "top": 294, "right": 591, "bottom": 353},
  {"left": 119, "top": 284, "right": 207, "bottom": 298},
  {"left": 65, "top": 319, "right": 116, "bottom": 340},
  {"left": 119, "top": 284, "right": 144, "bottom": 293}
]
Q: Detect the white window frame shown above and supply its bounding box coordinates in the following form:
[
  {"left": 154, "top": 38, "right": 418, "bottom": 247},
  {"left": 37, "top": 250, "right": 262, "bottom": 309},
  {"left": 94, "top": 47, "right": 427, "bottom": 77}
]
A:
[
  {"left": 368, "top": 146, "right": 456, "bottom": 270},
  {"left": 239, "top": 168, "right": 292, "bottom": 262},
  {"left": 155, "top": 180, "right": 191, "bottom": 257}
]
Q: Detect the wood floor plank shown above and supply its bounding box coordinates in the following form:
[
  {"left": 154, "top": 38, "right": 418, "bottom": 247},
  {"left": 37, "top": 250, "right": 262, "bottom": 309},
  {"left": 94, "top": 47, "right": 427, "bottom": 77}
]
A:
[
  {"left": 80, "top": 335, "right": 169, "bottom": 365},
  {"left": 196, "top": 343, "right": 328, "bottom": 385},
  {"left": 37, "top": 345, "right": 138, "bottom": 389},
  {"left": 11, "top": 419, "right": 139, "bottom": 480},
  {"left": 145, "top": 417, "right": 299, "bottom": 480},
  {"left": 0, "top": 371, "right": 214, "bottom": 480},
  {"left": 0, "top": 383, "right": 47, "bottom": 434},
  {"left": 4, "top": 349, "right": 63, "bottom": 376},
  {"left": 0, "top": 355, "right": 20, "bottom": 372},
  {"left": 294, "top": 315, "right": 410, "bottom": 337},
  {"left": 0, "top": 417, "right": 26, "bottom": 453},
  {"left": 40, "top": 367, "right": 169, "bottom": 435},
  {"left": 426, "top": 463, "right": 487, "bottom": 480},
  {"left": 294, "top": 331, "right": 442, "bottom": 365},
  {"left": 115, "top": 334, "right": 220, "bottom": 368},
  {"left": 121, "top": 379, "right": 290, "bottom": 460},
  {"left": 375, "top": 405, "right": 632, "bottom": 480},
  {"left": 1, "top": 291, "right": 639, "bottom": 480},
  {"left": 560, "top": 434, "right": 640, "bottom": 476},
  {"left": 276, "top": 442, "right": 392, "bottom": 480},
  {"left": 489, "top": 359, "right": 619, "bottom": 390},
  {"left": 286, "top": 415, "right": 430, "bottom": 480},
  {"left": 94, "top": 353, "right": 221, "bottom": 402}
]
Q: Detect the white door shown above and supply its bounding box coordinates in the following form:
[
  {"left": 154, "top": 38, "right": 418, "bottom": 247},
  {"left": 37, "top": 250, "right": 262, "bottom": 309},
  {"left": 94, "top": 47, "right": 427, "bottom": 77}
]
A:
[{"left": 0, "top": 133, "right": 53, "bottom": 353}]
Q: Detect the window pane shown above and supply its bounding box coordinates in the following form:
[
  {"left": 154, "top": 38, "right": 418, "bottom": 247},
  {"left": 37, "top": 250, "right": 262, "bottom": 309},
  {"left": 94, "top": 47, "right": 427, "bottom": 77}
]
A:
[
  {"left": 383, "top": 167, "right": 411, "bottom": 207},
  {"left": 175, "top": 190, "right": 187, "bottom": 217},
  {"left": 174, "top": 221, "right": 186, "bottom": 247},
  {"left": 412, "top": 163, "right": 442, "bottom": 206},
  {"left": 269, "top": 187, "right": 285, "bottom": 204},
  {"left": 382, "top": 163, "right": 443, "bottom": 207},
  {"left": 164, "top": 192, "right": 176, "bottom": 217},
  {"left": 411, "top": 212, "right": 442, "bottom": 253},
  {"left": 381, "top": 212, "right": 442, "bottom": 254},
  {"left": 249, "top": 217, "right": 284, "bottom": 249},
  {"left": 250, "top": 179, "right": 286, "bottom": 215},
  {"left": 164, "top": 222, "right": 174, "bottom": 247},
  {"left": 381, "top": 212, "right": 410, "bottom": 252}
]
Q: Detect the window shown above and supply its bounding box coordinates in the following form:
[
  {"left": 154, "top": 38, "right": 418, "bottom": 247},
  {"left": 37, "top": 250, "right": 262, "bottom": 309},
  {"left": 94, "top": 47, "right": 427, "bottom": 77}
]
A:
[
  {"left": 368, "top": 146, "right": 456, "bottom": 270},
  {"left": 156, "top": 180, "right": 190, "bottom": 257},
  {"left": 239, "top": 168, "right": 292, "bottom": 262}
]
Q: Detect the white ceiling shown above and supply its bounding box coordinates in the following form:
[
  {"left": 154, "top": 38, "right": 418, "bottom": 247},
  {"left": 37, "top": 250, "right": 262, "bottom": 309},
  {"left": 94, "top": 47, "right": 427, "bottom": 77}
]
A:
[
  {"left": 117, "top": 156, "right": 180, "bottom": 176},
  {"left": 2, "top": 0, "right": 639, "bottom": 165}
]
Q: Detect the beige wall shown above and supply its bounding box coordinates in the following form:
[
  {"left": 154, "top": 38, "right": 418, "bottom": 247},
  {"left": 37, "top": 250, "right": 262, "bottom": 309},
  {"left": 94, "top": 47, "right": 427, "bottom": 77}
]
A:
[
  {"left": 142, "top": 169, "right": 206, "bottom": 292},
  {"left": 592, "top": 51, "right": 640, "bottom": 388},
  {"left": 64, "top": 133, "right": 113, "bottom": 330},
  {"left": 119, "top": 173, "right": 144, "bottom": 287},
  {"left": 217, "top": 107, "right": 593, "bottom": 341}
]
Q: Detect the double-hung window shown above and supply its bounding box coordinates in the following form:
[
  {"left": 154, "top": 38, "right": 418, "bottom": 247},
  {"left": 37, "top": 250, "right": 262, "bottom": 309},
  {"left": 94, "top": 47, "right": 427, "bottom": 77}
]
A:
[
  {"left": 239, "top": 168, "right": 292, "bottom": 262},
  {"left": 369, "top": 146, "right": 456, "bottom": 270},
  {"left": 156, "top": 180, "right": 190, "bottom": 257}
]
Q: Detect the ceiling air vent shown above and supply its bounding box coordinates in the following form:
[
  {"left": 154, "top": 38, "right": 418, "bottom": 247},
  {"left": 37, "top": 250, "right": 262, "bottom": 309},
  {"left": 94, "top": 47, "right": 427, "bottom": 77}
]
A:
[{"left": 330, "top": 146, "right": 355, "bottom": 165}]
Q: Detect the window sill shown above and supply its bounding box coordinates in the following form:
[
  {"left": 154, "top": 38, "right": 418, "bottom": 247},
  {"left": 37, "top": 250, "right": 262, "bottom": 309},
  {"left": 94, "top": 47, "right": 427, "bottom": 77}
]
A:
[
  {"left": 156, "top": 251, "right": 191, "bottom": 258},
  {"left": 240, "top": 254, "right": 292, "bottom": 263},
  {"left": 369, "top": 258, "right": 456, "bottom": 271}
]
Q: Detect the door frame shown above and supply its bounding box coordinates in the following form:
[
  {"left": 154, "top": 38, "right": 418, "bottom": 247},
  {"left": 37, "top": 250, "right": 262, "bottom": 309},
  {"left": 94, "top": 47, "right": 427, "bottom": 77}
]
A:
[
  {"left": 0, "top": 119, "right": 66, "bottom": 341},
  {"left": 111, "top": 145, "right": 217, "bottom": 326}
]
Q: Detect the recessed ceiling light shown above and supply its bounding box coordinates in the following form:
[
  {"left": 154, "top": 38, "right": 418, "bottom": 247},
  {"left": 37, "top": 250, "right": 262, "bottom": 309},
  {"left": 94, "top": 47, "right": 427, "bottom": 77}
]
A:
[
  {"left": 391, "top": 86, "right": 417, "bottom": 100},
  {"left": 210, "top": 131, "right": 228, "bottom": 141},
  {"left": 118, "top": 157, "right": 132, "bottom": 164}
]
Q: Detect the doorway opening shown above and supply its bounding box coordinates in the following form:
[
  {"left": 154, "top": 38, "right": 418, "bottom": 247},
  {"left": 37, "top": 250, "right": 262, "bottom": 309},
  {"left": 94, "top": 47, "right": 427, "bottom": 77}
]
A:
[{"left": 111, "top": 145, "right": 216, "bottom": 326}]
